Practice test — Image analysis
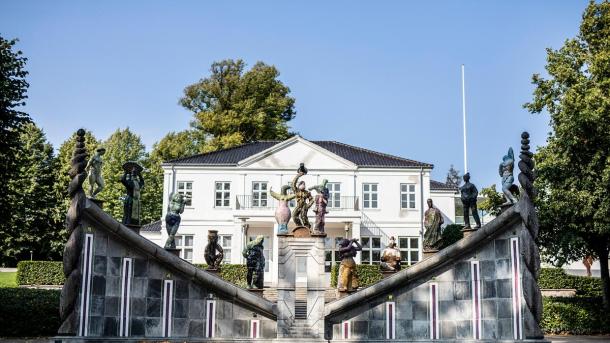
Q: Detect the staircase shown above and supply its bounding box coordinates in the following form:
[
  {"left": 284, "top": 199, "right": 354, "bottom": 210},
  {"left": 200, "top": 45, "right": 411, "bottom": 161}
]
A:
[{"left": 360, "top": 212, "right": 391, "bottom": 245}]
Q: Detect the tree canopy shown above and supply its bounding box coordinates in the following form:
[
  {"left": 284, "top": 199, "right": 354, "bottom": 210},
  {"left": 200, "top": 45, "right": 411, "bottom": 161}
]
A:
[{"left": 445, "top": 165, "right": 461, "bottom": 188}]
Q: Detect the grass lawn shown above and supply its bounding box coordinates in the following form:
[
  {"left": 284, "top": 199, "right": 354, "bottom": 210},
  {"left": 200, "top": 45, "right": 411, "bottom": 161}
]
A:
[{"left": 0, "top": 271, "right": 17, "bottom": 287}]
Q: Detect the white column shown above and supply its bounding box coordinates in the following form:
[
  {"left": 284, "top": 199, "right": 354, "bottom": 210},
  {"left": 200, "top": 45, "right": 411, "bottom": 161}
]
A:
[
  {"left": 272, "top": 224, "right": 280, "bottom": 287},
  {"left": 351, "top": 222, "right": 361, "bottom": 264}
]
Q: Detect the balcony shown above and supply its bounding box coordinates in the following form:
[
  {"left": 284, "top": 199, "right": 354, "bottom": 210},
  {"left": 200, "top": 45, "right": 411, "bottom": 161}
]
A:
[{"left": 235, "top": 195, "right": 359, "bottom": 211}]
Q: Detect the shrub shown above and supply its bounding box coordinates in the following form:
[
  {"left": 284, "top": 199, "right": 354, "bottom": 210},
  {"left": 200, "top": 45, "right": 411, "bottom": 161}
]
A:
[
  {"left": 0, "top": 288, "right": 61, "bottom": 337},
  {"left": 440, "top": 224, "right": 463, "bottom": 249},
  {"left": 330, "top": 263, "right": 383, "bottom": 288},
  {"left": 194, "top": 264, "right": 248, "bottom": 288},
  {"left": 542, "top": 297, "right": 610, "bottom": 334},
  {"left": 539, "top": 268, "right": 603, "bottom": 297},
  {"left": 16, "top": 261, "right": 64, "bottom": 285}
]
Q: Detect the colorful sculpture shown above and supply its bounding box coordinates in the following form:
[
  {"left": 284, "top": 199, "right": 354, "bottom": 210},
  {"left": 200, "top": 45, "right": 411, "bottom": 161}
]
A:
[
  {"left": 459, "top": 173, "right": 481, "bottom": 229},
  {"left": 243, "top": 235, "right": 265, "bottom": 289},
  {"left": 380, "top": 237, "right": 401, "bottom": 272},
  {"left": 337, "top": 238, "right": 362, "bottom": 292},
  {"left": 121, "top": 161, "right": 145, "bottom": 226},
  {"left": 204, "top": 230, "right": 224, "bottom": 270},
  {"left": 270, "top": 185, "right": 295, "bottom": 234},
  {"left": 423, "top": 199, "right": 444, "bottom": 250},
  {"left": 309, "top": 179, "right": 329, "bottom": 234},
  {"left": 291, "top": 165, "right": 314, "bottom": 229},
  {"left": 499, "top": 147, "right": 519, "bottom": 204},
  {"left": 164, "top": 193, "right": 186, "bottom": 249},
  {"left": 86, "top": 147, "right": 105, "bottom": 198}
]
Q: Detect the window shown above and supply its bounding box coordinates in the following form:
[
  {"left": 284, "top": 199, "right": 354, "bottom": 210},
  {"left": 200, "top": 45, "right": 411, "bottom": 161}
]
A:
[
  {"left": 252, "top": 182, "right": 268, "bottom": 207},
  {"left": 400, "top": 184, "right": 416, "bottom": 209},
  {"left": 363, "top": 183, "right": 378, "bottom": 209},
  {"left": 327, "top": 183, "right": 341, "bottom": 208},
  {"left": 398, "top": 236, "right": 420, "bottom": 265},
  {"left": 176, "top": 235, "right": 194, "bottom": 262},
  {"left": 220, "top": 235, "right": 232, "bottom": 264},
  {"left": 361, "top": 236, "right": 382, "bottom": 265},
  {"left": 177, "top": 181, "right": 193, "bottom": 206},
  {"left": 324, "top": 236, "right": 344, "bottom": 272},
  {"left": 215, "top": 182, "right": 230, "bottom": 207},
  {"left": 249, "top": 235, "right": 271, "bottom": 272}
]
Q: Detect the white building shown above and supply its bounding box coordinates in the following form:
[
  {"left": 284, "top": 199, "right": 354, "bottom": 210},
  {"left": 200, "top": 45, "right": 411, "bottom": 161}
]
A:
[{"left": 141, "top": 136, "right": 458, "bottom": 286}]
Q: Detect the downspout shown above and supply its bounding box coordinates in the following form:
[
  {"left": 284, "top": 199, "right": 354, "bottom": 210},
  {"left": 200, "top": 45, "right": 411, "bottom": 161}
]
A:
[{"left": 419, "top": 167, "right": 425, "bottom": 261}]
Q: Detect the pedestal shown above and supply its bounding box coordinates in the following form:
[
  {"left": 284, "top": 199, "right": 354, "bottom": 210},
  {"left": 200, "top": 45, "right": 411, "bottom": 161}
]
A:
[
  {"left": 206, "top": 268, "right": 221, "bottom": 277},
  {"left": 125, "top": 224, "right": 141, "bottom": 235},
  {"left": 165, "top": 248, "right": 180, "bottom": 257},
  {"left": 423, "top": 249, "right": 439, "bottom": 259},
  {"left": 248, "top": 288, "right": 265, "bottom": 297},
  {"left": 291, "top": 226, "right": 311, "bottom": 238},
  {"left": 461, "top": 226, "right": 477, "bottom": 238}
]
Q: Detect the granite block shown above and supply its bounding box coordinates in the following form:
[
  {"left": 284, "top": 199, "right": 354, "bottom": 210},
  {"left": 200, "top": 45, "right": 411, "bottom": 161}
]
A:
[
  {"left": 146, "top": 297, "right": 161, "bottom": 317},
  {"left": 131, "top": 297, "right": 146, "bottom": 317},
  {"left": 412, "top": 320, "right": 429, "bottom": 339},
  {"left": 352, "top": 320, "right": 368, "bottom": 339},
  {"left": 131, "top": 277, "right": 146, "bottom": 298},
  {"left": 133, "top": 258, "right": 148, "bottom": 277},
  {"left": 93, "top": 255, "right": 107, "bottom": 275},
  {"left": 145, "top": 318, "right": 161, "bottom": 337},
  {"left": 454, "top": 281, "right": 471, "bottom": 300},
  {"left": 261, "top": 319, "right": 276, "bottom": 338},
  {"left": 130, "top": 317, "right": 145, "bottom": 336},
  {"left": 107, "top": 238, "right": 125, "bottom": 257},
  {"left": 412, "top": 301, "right": 428, "bottom": 320},
  {"left": 147, "top": 261, "right": 166, "bottom": 279},
  {"left": 496, "top": 279, "right": 512, "bottom": 298},
  {"left": 497, "top": 298, "right": 512, "bottom": 318},
  {"left": 396, "top": 300, "right": 412, "bottom": 320},
  {"left": 441, "top": 320, "right": 456, "bottom": 339},
  {"left": 456, "top": 319, "right": 471, "bottom": 339},
  {"left": 88, "top": 316, "right": 103, "bottom": 336},
  {"left": 412, "top": 284, "right": 429, "bottom": 301},
  {"left": 455, "top": 300, "right": 472, "bottom": 318},
  {"left": 454, "top": 262, "right": 470, "bottom": 281},
  {"left": 370, "top": 302, "right": 384, "bottom": 320},
  {"left": 189, "top": 283, "right": 206, "bottom": 299},
  {"left": 481, "top": 260, "right": 496, "bottom": 280},
  {"left": 216, "top": 319, "right": 233, "bottom": 338},
  {"left": 482, "top": 280, "right": 496, "bottom": 299},
  {"left": 498, "top": 318, "right": 513, "bottom": 340},
  {"left": 438, "top": 282, "right": 454, "bottom": 301},
  {"left": 482, "top": 299, "right": 497, "bottom": 319},
  {"left": 188, "top": 319, "right": 204, "bottom": 337},
  {"left": 175, "top": 279, "right": 189, "bottom": 299},
  {"left": 104, "top": 296, "right": 119, "bottom": 317},
  {"left": 189, "top": 299, "right": 205, "bottom": 318},
  {"left": 91, "top": 275, "right": 106, "bottom": 296},
  {"left": 495, "top": 239, "right": 509, "bottom": 259},
  {"left": 496, "top": 259, "right": 511, "bottom": 279},
  {"left": 232, "top": 319, "right": 249, "bottom": 338},
  {"left": 105, "top": 276, "right": 120, "bottom": 297},
  {"left": 478, "top": 242, "right": 496, "bottom": 260},
  {"left": 90, "top": 295, "right": 105, "bottom": 316},
  {"left": 482, "top": 319, "right": 497, "bottom": 340},
  {"left": 103, "top": 317, "right": 118, "bottom": 336},
  {"left": 174, "top": 299, "right": 189, "bottom": 318},
  {"left": 368, "top": 320, "right": 385, "bottom": 339},
  {"left": 147, "top": 279, "right": 162, "bottom": 298},
  {"left": 217, "top": 300, "right": 233, "bottom": 320},
  {"left": 172, "top": 318, "right": 188, "bottom": 337},
  {"left": 396, "top": 319, "right": 412, "bottom": 339},
  {"left": 107, "top": 257, "right": 121, "bottom": 276}
]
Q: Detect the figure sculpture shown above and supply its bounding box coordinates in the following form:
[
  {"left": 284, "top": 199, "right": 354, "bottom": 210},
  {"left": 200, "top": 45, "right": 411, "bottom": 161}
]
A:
[
  {"left": 243, "top": 235, "right": 265, "bottom": 289},
  {"left": 309, "top": 179, "right": 329, "bottom": 234},
  {"left": 380, "top": 237, "right": 401, "bottom": 272},
  {"left": 270, "top": 185, "right": 295, "bottom": 234},
  {"left": 86, "top": 147, "right": 105, "bottom": 198},
  {"left": 121, "top": 161, "right": 145, "bottom": 226},
  {"left": 204, "top": 230, "right": 224, "bottom": 270},
  {"left": 337, "top": 238, "right": 362, "bottom": 292},
  {"left": 499, "top": 147, "right": 518, "bottom": 204},
  {"left": 164, "top": 193, "right": 186, "bottom": 249},
  {"left": 291, "top": 164, "right": 314, "bottom": 229},
  {"left": 423, "top": 199, "right": 444, "bottom": 250},
  {"left": 459, "top": 173, "right": 481, "bottom": 229}
]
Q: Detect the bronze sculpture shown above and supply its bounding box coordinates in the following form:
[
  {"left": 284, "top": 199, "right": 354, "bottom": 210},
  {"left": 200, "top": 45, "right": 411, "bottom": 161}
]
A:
[
  {"left": 243, "top": 235, "right": 265, "bottom": 289},
  {"left": 86, "top": 147, "right": 105, "bottom": 198},
  {"left": 499, "top": 147, "right": 518, "bottom": 204},
  {"left": 337, "top": 238, "right": 362, "bottom": 292},
  {"left": 270, "top": 185, "right": 295, "bottom": 234},
  {"left": 459, "top": 173, "right": 481, "bottom": 229},
  {"left": 121, "top": 161, "right": 145, "bottom": 226},
  {"left": 291, "top": 164, "right": 314, "bottom": 229},
  {"left": 204, "top": 230, "right": 224, "bottom": 270},
  {"left": 380, "top": 237, "right": 401, "bottom": 272},
  {"left": 423, "top": 199, "right": 444, "bottom": 250},
  {"left": 164, "top": 193, "right": 186, "bottom": 249},
  {"left": 309, "top": 179, "right": 329, "bottom": 234}
]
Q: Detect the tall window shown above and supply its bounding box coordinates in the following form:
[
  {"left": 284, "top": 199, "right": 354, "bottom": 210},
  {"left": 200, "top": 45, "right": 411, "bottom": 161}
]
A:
[
  {"left": 176, "top": 235, "right": 194, "bottom": 262},
  {"left": 400, "top": 184, "right": 416, "bottom": 209},
  {"left": 324, "top": 236, "right": 344, "bottom": 272},
  {"left": 249, "top": 235, "right": 271, "bottom": 272},
  {"left": 252, "top": 182, "right": 268, "bottom": 207},
  {"left": 398, "top": 236, "right": 420, "bottom": 265},
  {"left": 220, "top": 235, "right": 232, "bottom": 264},
  {"left": 215, "top": 182, "right": 231, "bottom": 207},
  {"left": 327, "top": 183, "right": 341, "bottom": 208},
  {"left": 361, "top": 236, "right": 382, "bottom": 265},
  {"left": 363, "top": 183, "right": 378, "bottom": 209},
  {"left": 177, "top": 181, "right": 193, "bottom": 206}
]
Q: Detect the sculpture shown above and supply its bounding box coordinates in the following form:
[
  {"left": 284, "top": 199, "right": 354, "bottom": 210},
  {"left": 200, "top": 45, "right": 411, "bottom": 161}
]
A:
[
  {"left": 499, "top": 147, "right": 518, "bottom": 204},
  {"left": 85, "top": 147, "right": 105, "bottom": 198},
  {"left": 270, "top": 185, "right": 295, "bottom": 234},
  {"left": 243, "top": 235, "right": 265, "bottom": 289},
  {"left": 337, "top": 238, "right": 362, "bottom": 292},
  {"left": 291, "top": 164, "right": 314, "bottom": 229},
  {"left": 164, "top": 193, "right": 186, "bottom": 249},
  {"left": 380, "top": 237, "right": 401, "bottom": 272},
  {"left": 459, "top": 173, "right": 481, "bottom": 229},
  {"left": 423, "top": 199, "right": 444, "bottom": 250},
  {"left": 204, "top": 230, "right": 224, "bottom": 270},
  {"left": 309, "top": 179, "right": 329, "bottom": 234},
  {"left": 121, "top": 161, "right": 145, "bottom": 226}
]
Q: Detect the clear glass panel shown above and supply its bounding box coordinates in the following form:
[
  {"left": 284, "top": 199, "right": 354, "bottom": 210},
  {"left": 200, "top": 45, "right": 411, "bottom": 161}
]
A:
[
  {"left": 325, "top": 251, "right": 332, "bottom": 261},
  {"left": 410, "top": 251, "right": 419, "bottom": 263},
  {"left": 185, "top": 236, "right": 194, "bottom": 246},
  {"left": 372, "top": 237, "right": 381, "bottom": 249},
  {"left": 410, "top": 238, "right": 418, "bottom": 248},
  {"left": 184, "top": 249, "right": 193, "bottom": 261},
  {"left": 409, "top": 184, "right": 415, "bottom": 192},
  {"left": 176, "top": 236, "right": 182, "bottom": 247},
  {"left": 216, "top": 199, "right": 221, "bottom": 207},
  {"left": 324, "top": 237, "right": 332, "bottom": 249},
  {"left": 400, "top": 251, "right": 409, "bottom": 262},
  {"left": 325, "top": 263, "right": 331, "bottom": 273},
  {"left": 372, "top": 250, "right": 380, "bottom": 262},
  {"left": 336, "top": 183, "right": 341, "bottom": 191},
  {"left": 335, "top": 237, "right": 344, "bottom": 246},
  {"left": 224, "top": 199, "right": 229, "bottom": 207},
  {"left": 186, "top": 182, "right": 192, "bottom": 190},
  {"left": 222, "top": 235, "right": 231, "bottom": 247},
  {"left": 362, "top": 251, "right": 370, "bottom": 263},
  {"left": 362, "top": 237, "right": 370, "bottom": 248},
  {"left": 261, "top": 183, "right": 267, "bottom": 190},
  {"left": 399, "top": 237, "right": 409, "bottom": 248},
  {"left": 223, "top": 250, "right": 231, "bottom": 263},
  {"left": 261, "top": 199, "right": 267, "bottom": 207},
  {"left": 216, "top": 183, "right": 222, "bottom": 190},
  {"left": 372, "top": 200, "right": 378, "bottom": 208},
  {"left": 401, "top": 184, "right": 407, "bottom": 192},
  {"left": 334, "top": 251, "right": 340, "bottom": 261},
  {"left": 253, "top": 183, "right": 259, "bottom": 190},
  {"left": 363, "top": 184, "right": 369, "bottom": 191},
  {"left": 371, "top": 184, "right": 377, "bottom": 191},
  {"left": 372, "top": 193, "right": 377, "bottom": 201}
]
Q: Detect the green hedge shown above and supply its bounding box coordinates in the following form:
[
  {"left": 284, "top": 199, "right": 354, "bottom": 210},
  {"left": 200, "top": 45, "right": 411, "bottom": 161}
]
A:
[
  {"left": 195, "top": 264, "right": 248, "bottom": 288},
  {"left": 16, "top": 261, "right": 64, "bottom": 286},
  {"left": 539, "top": 268, "right": 603, "bottom": 297},
  {"left": 441, "top": 224, "right": 464, "bottom": 249},
  {"left": 542, "top": 297, "right": 610, "bottom": 334},
  {"left": 330, "top": 263, "right": 383, "bottom": 288},
  {"left": 0, "top": 288, "right": 61, "bottom": 337}
]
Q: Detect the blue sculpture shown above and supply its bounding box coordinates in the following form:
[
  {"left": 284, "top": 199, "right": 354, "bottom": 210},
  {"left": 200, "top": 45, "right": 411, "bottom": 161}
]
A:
[{"left": 499, "top": 147, "right": 518, "bottom": 204}]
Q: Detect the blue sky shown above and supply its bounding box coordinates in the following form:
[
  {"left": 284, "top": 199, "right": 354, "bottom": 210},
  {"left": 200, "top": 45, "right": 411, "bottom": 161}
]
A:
[{"left": 0, "top": 1, "right": 588, "bottom": 188}]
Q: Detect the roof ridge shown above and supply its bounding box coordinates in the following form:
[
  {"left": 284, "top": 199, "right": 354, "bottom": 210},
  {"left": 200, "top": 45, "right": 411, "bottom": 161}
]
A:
[
  {"left": 164, "top": 141, "right": 276, "bottom": 164},
  {"left": 315, "top": 140, "right": 433, "bottom": 167}
]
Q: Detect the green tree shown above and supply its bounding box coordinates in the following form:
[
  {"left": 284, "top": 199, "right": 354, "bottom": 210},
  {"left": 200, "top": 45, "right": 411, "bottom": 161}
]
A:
[
  {"left": 479, "top": 185, "right": 504, "bottom": 217},
  {"left": 180, "top": 59, "right": 296, "bottom": 152},
  {"left": 525, "top": 1, "right": 610, "bottom": 309},
  {"left": 445, "top": 164, "right": 461, "bottom": 187}
]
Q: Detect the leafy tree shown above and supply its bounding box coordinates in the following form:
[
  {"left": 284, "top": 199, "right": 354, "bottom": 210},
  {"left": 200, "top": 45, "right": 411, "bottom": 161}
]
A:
[
  {"left": 445, "top": 164, "right": 461, "bottom": 187},
  {"left": 525, "top": 1, "right": 610, "bottom": 309},
  {"left": 479, "top": 185, "right": 505, "bottom": 217},
  {"left": 180, "top": 59, "right": 296, "bottom": 152},
  {"left": 440, "top": 224, "right": 464, "bottom": 249}
]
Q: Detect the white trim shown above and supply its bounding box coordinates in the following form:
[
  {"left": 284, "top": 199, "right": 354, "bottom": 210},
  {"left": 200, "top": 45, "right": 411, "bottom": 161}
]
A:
[
  {"left": 341, "top": 320, "right": 351, "bottom": 340},
  {"left": 79, "top": 233, "right": 94, "bottom": 336},
  {"left": 206, "top": 300, "right": 216, "bottom": 338},
  {"left": 162, "top": 280, "right": 174, "bottom": 337},
  {"left": 119, "top": 258, "right": 133, "bottom": 337},
  {"left": 250, "top": 319, "right": 260, "bottom": 338},
  {"left": 429, "top": 283, "right": 439, "bottom": 339},
  {"left": 510, "top": 237, "right": 523, "bottom": 340},
  {"left": 386, "top": 301, "right": 396, "bottom": 339},
  {"left": 471, "top": 260, "right": 482, "bottom": 339}
]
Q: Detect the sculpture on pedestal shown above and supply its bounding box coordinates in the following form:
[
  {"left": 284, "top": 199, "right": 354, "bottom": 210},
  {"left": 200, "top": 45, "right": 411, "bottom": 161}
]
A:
[
  {"left": 121, "top": 161, "right": 145, "bottom": 226},
  {"left": 86, "top": 147, "right": 105, "bottom": 198},
  {"left": 204, "top": 230, "right": 224, "bottom": 270},
  {"left": 380, "top": 237, "right": 401, "bottom": 272},
  {"left": 164, "top": 193, "right": 186, "bottom": 249},
  {"left": 337, "top": 238, "right": 362, "bottom": 292},
  {"left": 270, "top": 185, "right": 295, "bottom": 234},
  {"left": 309, "top": 179, "right": 329, "bottom": 234},
  {"left": 291, "top": 164, "right": 314, "bottom": 229},
  {"left": 459, "top": 173, "right": 481, "bottom": 229},
  {"left": 499, "top": 147, "right": 519, "bottom": 204},
  {"left": 423, "top": 199, "right": 444, "bottom": 250},
  {"left": 243, "top": 235, "right": 265, "bottom": 289}
]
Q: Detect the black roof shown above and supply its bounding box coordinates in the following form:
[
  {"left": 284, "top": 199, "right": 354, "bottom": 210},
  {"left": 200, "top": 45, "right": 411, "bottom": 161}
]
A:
[
  {"left": 141, "top": 220, "right": 162, "bottom": 232},
  {"left": 430, "top": 180, "right": 458, "bottom": 191},
  {"left": 165, "top": 139, "right": 433, "bottom": 168}
]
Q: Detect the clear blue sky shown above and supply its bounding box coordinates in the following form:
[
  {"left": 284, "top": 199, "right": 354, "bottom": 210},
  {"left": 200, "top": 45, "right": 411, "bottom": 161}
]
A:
[{"left": 0, "top": 1, "right": 588, "bottom": 188}]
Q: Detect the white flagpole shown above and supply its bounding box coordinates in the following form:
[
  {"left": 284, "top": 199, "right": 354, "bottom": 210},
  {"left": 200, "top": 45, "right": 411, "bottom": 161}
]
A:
[{"left": 461, "top": 64, "right": 468, "bottom": 174}]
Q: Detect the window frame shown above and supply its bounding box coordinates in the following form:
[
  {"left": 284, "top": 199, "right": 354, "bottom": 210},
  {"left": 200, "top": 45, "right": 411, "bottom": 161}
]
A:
[
  {"left": 362, "top": 183, "right": 379, "bottom": 209},
  {"left": 219, "top": 234, "right": 232, "bottom": 264},
  {"left": 400, "top": 183, "right": 417, "bottom": 209},
  {"left": 175, "top": 234, "right": 194, "bottom": 262},
  {"left": 177, "top": 181, "right": 193, "bottom": 207},
  {"left": 397, "top": 236, "right": 420, "bottom": 266},
  {"left": 214, "top": 181, "right": 231, "bottom": 208},
  {"left": 327, "top": 182, "right": 341, "bottom": 209},
  {"left": 251, "top": 181, "right": 269, "bottom": 208},
  {"left": 360, "top": 236, "right": 382, "bottom": 265},
  {"left": 324, "top": 236, "right": 345, "bottom": 273}
]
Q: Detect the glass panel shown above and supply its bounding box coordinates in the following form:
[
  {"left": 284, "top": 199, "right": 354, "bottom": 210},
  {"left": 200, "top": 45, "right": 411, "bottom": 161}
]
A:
[
  {"left": 224, "top": 199, "right": 229, "bottom": 207},
  {"left": 224, "top": 250, "right": 231, "bottom": 263},
  {"left": 335, "top": 237, "right": 344, "bottom": 246},
  {"left": 325, "top": 263, "right": 331, "bottom": 273},
  {"left": 261, "top": 183, "right": 267, "bottom": 190},
  {"left": 371, "top": 184, "right": 377, "bottom": 191},
  {"left": 399, "top": 238, "right": 409, "bottom": 248},
  {"left": 184, "top": 249, "right": 193, "bottom": 261},
  {"left": 372, "top": 250, "right": 380, "bottom": 262},
  {"left": 222, "top": 236, "right": 231, "bottom": 246},
  {"left": 185, "top": 236, "right": 193, "bottom": 246},
  {"left": 361, "top": 251, "right": 370, "bottom": 263},
  {"left": 410, "top": 251, "right": 419, "bottom": 263},
  {"left": 216, "top": 183, "right": 222, "bottom": 190},
  {"left": 401, "top": 184, "right": 407, "bottom": 192},
  {"left": 186, "top": 182, "right": 192, "bottom": 190},
  {"left": 253, "top": 183, "right": 259, "bottom": 190},
  {"left": 325, "top": 251, "right": 332, "bottom": 262},
  {"left": 372, "top": 237, "right": 381, "bottom": 249},
  {"left": 334, "top": 251, "right": 340, "bottom": 262},
  {"left": 363, "top": 184, "right": 369, "bottom": 191},
  {"left": 336, "top": 184, "right": 340, "bottom": 191},
  {"left": 216, "top": 199, "right": 221, "bottom": 207},
  {"left": 325, "top": 238, "right": 332, "bottom": 249},
  {"left": 400, "top": 251, "right": 409, "bottom": 261},
  {"left": 410, "top": 238, "right": 418, "bottom": 248},
  {"left": 372, "top": 193, "right": 378, "bottom": 201},
  {"left": 362, "top": 237, "right": 370, "bottom": 248},
  {"left": 409, "top": 184, "right": 415, "bottom": 192},
  {"left": 372, "top": 200, "right": 378, "bottom": 208},
  {"left": 176, "top": 236, "right": 182, "bottom": 247}
]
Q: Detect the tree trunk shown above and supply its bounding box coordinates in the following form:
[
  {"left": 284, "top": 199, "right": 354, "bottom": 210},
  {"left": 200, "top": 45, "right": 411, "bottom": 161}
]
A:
[{"left": 597, "top": 245, "right": 610, "bottom": 310}]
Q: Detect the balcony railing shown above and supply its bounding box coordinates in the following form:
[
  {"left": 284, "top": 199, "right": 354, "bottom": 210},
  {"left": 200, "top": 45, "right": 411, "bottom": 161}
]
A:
[{"left": 235, "top": 195, "right": 359, "bottom": 211}]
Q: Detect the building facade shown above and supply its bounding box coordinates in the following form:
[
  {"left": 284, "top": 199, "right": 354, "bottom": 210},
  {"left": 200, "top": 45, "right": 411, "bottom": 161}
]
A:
[{"left": 141, "top": 136, "right": 458, "bottom": 286}]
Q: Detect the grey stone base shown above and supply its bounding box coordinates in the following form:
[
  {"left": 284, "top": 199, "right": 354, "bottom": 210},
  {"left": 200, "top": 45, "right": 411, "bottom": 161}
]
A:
[{"left": 52, "top": 337, "right": 550, "bottom": 343}]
